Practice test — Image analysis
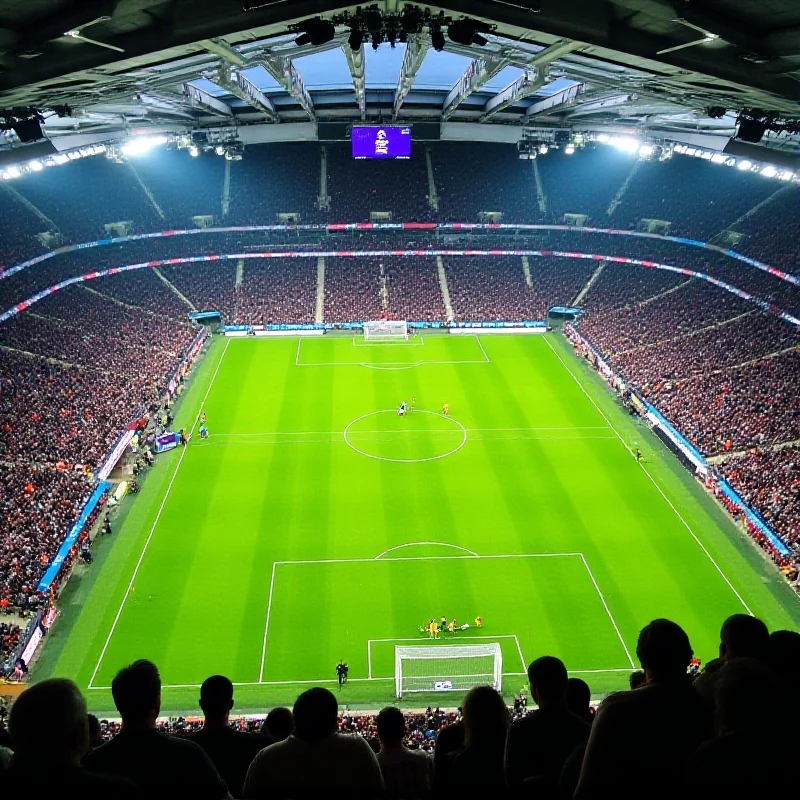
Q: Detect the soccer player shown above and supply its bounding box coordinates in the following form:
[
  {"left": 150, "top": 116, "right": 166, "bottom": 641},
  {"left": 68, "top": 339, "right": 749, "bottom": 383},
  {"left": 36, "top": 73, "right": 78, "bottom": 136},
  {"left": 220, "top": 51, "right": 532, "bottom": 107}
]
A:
[
  {"left": 428, "top": 620, "right": 436, "bottom": 639},
  {"left": 336, "top": 660, "right": 347, "bottom": 687},
  {"left": 635, "top": 447, "right": 642, "bottom": 462},
  {"left": 442, "top": 402, "right": 449, "bottom": 416},
  {"left": 475, "top": 616, "right": 482, "bottom": 628},
  {"left": 411, "top": 397, "right": 417, "bottom": 412},
  {"left": 398, "top": 401, "right": 407, "bottom": 417},
  {"left": 441, "top": 616, "right": 447, "bottom": 633},
  {"left": 201, "top": 412, "right": 207, "bottom": 424},
  {"left": 199, "top": 423, "right": 209, "bottom": 440},
  {"left": 448, "top": 619, "right": 456, "bottom": 634}
]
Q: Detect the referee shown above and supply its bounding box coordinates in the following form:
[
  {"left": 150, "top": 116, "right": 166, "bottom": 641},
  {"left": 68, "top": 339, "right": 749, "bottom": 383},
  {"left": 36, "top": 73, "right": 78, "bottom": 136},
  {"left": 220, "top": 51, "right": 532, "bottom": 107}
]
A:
[{"left": 336, "top": 660, "right": 349, "bottom": 687}]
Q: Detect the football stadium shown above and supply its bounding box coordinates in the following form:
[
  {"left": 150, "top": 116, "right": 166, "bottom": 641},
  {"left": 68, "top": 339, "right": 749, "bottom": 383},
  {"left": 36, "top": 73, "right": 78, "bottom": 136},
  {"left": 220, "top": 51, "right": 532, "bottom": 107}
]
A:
[{"left": 1, "top": 0, "right": 799, "bottom": 796}]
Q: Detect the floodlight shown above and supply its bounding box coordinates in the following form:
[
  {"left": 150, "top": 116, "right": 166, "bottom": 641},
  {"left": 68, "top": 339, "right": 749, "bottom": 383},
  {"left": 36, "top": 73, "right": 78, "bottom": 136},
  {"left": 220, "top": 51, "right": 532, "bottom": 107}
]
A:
[
  {"left": 737, "top": 159, "right": 752, "bottom": 171},
  {"left": 538, "top": 144, "right": 548, "bottom": 155},
  {"left": 596, "top": 134, "right": 610, "bottom": 143},
  {"left": 348, "top": 28, "right": 363, "bottom": 51},
  {"left": 686, "top": 147, "right": 697, "bottom": 156},
  {"left": 448, "top": 19, "right": 489, "bottom": 47},
  {"left": 779, "top": 171, "right": 795, "bottom": 181},
  {"left": 565, "top": 144, "right": 575, "bottom": 154},
  {"left": 760, "top": 166, "right": 777, "bottom": 178},
  {"left": 674, "top": 144, "right": 686, "bottom": 154},
  {"left": 6, "top": 166, "right": 20, "bottom": 178},
  {"left": 215, "top": 145, "right": 225, "bottom": 156},
  {"left": 638, "top": 144, "right": 655, "bottom": 157},
  {"left": 711, "top": 153, "right": 726, "bottom": 164},
  {"left": 612, "top": 137, "right": 639, "bottom": 153},
  {"left": 725, "top": 158, "right": 736, "bottom": 167},
  {"left": 700, "top": 151, "right": 712, "bottom": 160},
  {"left": 67, "top": 151, "right": 81, "bottom": 160},
  {"left": 120, "top": 136, "right": 168, "bottom": 157},
  {"left": 295, "top": 18, "right": 335, "bottom": 47},
  {"left": 189, "top": 146, "right": 200, "bottom": 157},
  {"left": 29, "top": 160, "right": 44, "bottom": 171},
  {"left": 53, "top": 154, "right": 69, "bottom": 165}
]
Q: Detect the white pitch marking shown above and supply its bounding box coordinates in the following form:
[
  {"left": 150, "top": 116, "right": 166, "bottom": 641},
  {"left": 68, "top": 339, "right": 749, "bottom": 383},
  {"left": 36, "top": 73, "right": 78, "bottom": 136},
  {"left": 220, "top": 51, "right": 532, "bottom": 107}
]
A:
[
  {"left": 277, "top": 552, "right": 582, "bottom": 566},
  {"left": 474, "top": 334, "right": 491, "bottom": 363},
  {"left": 542, "top": 334, "right": 754, "bottom": 616},
  {"left": 259, "top": 561, "right": 279, "bottom": 682},
  {"left": 373, "top": 542, "right": 480, "bottom": 560},
  {"left": 343, "top": 409, "right": 467, "bottom": 463},
  {"left": 88, "top": 339, "right": 231, "bottom": 689},
  {"left": 578, "top": 553, "right": 636, "bottom": 669},
  {"left": 295, "top": 337, "right": 302, "bottom": 366}
]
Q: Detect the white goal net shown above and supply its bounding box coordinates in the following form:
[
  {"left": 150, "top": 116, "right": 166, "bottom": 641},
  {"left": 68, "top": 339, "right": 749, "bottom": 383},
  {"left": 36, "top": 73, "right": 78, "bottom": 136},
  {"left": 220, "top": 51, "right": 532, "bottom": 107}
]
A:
[
  {"left": 395, "top": 644, "right": 502, "bottom": 698},
  {"left": 363, "top": 320, "right": 408, "bottom": 341}
]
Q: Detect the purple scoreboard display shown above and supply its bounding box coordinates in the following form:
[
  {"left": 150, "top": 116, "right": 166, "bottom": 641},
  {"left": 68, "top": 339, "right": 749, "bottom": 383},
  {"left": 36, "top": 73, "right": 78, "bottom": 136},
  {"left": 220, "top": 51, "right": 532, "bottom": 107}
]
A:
[{"left": 351, "top": 126, "right": 412, "bottom": 159}]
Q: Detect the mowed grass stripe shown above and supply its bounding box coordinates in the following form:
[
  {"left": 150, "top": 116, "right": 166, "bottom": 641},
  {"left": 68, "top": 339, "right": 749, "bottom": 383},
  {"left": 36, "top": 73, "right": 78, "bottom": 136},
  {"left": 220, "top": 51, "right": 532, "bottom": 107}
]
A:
[{"left": 38, "top": 334, "right": 799, "bottom": 711}]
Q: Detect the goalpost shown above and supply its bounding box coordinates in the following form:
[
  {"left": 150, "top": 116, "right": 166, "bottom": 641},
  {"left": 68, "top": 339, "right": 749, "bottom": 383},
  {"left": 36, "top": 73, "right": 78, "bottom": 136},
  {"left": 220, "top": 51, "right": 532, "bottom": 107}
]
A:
[
  {"left": 394, "top": 644, "right": 502, "bottom": 698},
  {"left": 363, "top": 320, "right": 409, "bottom": 342}
]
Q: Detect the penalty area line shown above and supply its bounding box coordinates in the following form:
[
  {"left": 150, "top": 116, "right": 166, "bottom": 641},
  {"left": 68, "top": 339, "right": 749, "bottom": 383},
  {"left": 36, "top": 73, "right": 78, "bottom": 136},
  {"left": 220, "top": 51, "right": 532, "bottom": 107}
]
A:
[
  {"left": 542, "top": 334, "right": 754, "bottom": 617},
  {"left": 87, "top": 340, "right": 231, "bottom": 690}
]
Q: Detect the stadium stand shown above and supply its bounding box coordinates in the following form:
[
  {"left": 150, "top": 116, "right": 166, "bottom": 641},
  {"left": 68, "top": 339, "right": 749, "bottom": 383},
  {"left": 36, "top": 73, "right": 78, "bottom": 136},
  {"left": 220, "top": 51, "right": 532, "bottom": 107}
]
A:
[
  {"left": 229, "top": 143, "right": 323, "bottom": 226},
  {"left": 537, "top": 147, "right": 637, "bottom": 223},
  {"left": 327, "top": 143, "right": 433, "bottom": 223}
]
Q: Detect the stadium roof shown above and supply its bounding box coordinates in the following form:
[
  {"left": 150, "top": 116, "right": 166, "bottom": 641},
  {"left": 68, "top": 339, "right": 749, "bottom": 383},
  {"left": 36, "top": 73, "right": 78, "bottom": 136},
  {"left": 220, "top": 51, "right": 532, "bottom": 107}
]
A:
[{"left": 1, "top": 0, "right": 799, "bottom": 155}]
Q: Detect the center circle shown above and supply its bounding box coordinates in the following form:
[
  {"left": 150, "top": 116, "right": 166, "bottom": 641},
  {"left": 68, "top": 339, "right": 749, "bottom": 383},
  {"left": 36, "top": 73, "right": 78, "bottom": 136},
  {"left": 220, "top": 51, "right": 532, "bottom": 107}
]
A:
[{"left": 343, "top": 410, "right": 467, "bottom": 463}]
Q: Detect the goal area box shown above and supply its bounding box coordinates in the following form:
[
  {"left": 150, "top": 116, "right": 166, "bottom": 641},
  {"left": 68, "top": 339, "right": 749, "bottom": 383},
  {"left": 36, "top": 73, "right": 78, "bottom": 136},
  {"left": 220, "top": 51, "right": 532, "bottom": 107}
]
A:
[
  {"left": 395, "top": 643, "right": 502, "bottom": 697},
  {"left": 363, "top": 320, "right": 408, "bottom": 341}
]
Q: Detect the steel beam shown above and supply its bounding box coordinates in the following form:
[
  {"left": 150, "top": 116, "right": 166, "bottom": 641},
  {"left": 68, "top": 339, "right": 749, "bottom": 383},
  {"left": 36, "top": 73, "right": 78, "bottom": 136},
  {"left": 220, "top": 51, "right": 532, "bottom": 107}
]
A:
[
  {"left": 212, "top": 65, "right": 278, "bottom": 121},
  {"left": 342, "top": 43, "right": 366, "bottom": 121},
  {"left": 183, "top": 83, "right": 233, "bottom": 117},
  {"left": 393, "top": 33, "right": 430, "bottom": 119},
  {"left": 260, "top": 53, "right": 315, "bottom": 120},
  {"left": 442, "top": 53, "right": 508, "bottom": 122}
]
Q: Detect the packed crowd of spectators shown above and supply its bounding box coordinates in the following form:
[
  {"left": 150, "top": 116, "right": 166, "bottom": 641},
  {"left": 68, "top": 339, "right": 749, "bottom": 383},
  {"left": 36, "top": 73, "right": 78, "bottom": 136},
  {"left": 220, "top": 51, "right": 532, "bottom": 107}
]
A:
[
  {"left": 233, "top": 260, "right": 317, "bottom": 326},
  {"left": 2, "top": 614, "right": 798, "bottom": 798},
  {"left": 327, "top": 143, "right": 434, "bottom": 224},
  {"left": 0, "top": 281, "right": 196, "bottom": 612},
  {"left": 718, "top": 446, "right": 800, "bottom": 557},
  {"left": 445, "top": 256, "right": 592, "bottom": 322},
  {"left": 0, "top": 621, "right": 22, "bottom": 662}
]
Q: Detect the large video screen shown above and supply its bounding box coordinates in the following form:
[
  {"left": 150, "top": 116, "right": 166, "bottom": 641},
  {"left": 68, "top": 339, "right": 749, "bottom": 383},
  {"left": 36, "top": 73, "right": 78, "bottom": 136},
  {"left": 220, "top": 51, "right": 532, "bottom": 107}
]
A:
[{"left": 351, "top": 126, "right": 412, "bottom": 159}]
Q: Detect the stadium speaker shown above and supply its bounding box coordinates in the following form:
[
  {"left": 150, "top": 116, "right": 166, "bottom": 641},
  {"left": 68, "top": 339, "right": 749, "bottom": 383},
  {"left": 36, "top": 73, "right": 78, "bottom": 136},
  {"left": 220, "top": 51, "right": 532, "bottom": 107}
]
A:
[
  {"left": 735, "top": 118, "right": 767, "bottom": 143},
  {"left": 12, "top": 118, "right": 44, "bottom": 143}
]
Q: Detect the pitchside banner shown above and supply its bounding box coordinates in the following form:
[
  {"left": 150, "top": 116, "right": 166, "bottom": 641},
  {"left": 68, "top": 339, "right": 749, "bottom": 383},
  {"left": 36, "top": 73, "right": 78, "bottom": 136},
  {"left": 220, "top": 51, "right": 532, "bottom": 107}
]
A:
[{"left": 37, "top": 482, "right": 111, "bottom": 592}]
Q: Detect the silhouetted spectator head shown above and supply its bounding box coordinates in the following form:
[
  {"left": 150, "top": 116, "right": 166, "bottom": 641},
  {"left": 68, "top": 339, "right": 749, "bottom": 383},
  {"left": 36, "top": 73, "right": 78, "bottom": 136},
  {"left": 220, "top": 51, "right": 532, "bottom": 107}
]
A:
[
  {"left": 719, "top": 614, "right": 769, "bottom": 660},
  {"left": 527, "top": 656, "right": 568, "bottom": 707},
  {"left": 461, "top": 685, "right": 509, "bottom": 746},
  {"left": 198, "top": 675, "right": 234, "bottom": 722},
  {"left": 766, "top": 629, "right": 800, "bottom": 689},
  {"left": 263, "top": 706, "right": 294, "bottom": 742},
  {"left": 715, "top": 658, "right": 783, "bottom": 735},
  {"left": 565, "top": 677, "right": 593, "bottom": 723},
  {"left": 376, "top": 706, "right": 406, "bottom": 747},
  {"left": 636, "top": 619, "right": 693, "bottom": 681},
  {"left": 87, "top": 713, "right": 103, "bottom": 749},
  {"left": 111, "top": 659, "right": 161, "bottom": 726},
  {"left": 292, "top": 687, "right": 338, "bottom": 743},
  {"left": 629, "top": 670, "right": 646, "bottom": 690},
  {"left": 9, "top": 678, "right": 89, "bottom": 762}
]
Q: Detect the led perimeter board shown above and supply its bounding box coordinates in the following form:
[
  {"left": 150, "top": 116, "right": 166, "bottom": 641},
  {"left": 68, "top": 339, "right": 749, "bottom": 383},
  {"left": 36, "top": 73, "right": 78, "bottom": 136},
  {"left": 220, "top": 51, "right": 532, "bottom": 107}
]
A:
[{"left": 351, "top": 126, "right": 412, "bottom": 159}]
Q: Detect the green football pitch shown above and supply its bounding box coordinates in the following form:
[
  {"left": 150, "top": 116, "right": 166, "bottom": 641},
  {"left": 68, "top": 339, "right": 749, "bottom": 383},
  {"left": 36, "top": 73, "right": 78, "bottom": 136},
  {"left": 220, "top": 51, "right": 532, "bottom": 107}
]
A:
[{"left": 35, "top": 332, "right": 800, "bottom": 714}]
